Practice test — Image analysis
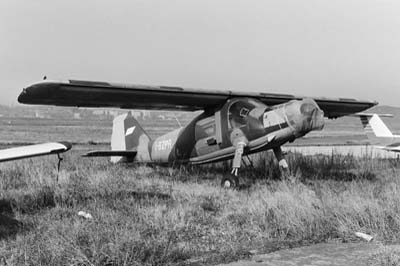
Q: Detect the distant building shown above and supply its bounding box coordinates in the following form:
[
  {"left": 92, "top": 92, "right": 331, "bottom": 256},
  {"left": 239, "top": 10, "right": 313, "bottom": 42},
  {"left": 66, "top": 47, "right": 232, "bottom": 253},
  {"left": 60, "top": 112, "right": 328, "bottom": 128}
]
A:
[
  {"left": 131, "top": 111, "right": 142, "bottom": 119},
  {"left": 142, "top": 110, "right": 151, "bottom": 120},
  {"left": 35, "top": 111, "right": 45, "bottom": 118},
  {"left": 92, "top": 110, "right": 106, "bottom": 115}
]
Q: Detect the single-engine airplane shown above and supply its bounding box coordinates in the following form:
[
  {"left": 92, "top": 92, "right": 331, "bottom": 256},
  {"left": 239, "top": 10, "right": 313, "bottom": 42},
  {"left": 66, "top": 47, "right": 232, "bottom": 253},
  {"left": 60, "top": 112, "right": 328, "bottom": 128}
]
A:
[
  {"left": 356, "top": 113, "right": 400, "bottom": 153},
  {"left": 18, "top": 79, "right": 376, "bottom": 187}
]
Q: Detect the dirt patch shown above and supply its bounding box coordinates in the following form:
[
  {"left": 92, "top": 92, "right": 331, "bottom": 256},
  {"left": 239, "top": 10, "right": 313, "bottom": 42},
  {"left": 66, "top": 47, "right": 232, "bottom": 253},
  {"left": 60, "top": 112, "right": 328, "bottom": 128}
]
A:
[{"left": 219, "top": 242, "right": 379, "bottom": 266}]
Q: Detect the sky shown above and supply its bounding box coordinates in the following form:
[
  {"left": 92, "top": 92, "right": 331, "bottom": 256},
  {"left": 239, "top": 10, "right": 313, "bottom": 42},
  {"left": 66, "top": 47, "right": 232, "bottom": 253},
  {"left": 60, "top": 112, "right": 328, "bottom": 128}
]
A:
[{"left": 1, "top": 0, "right": 399, "bottom": 106}]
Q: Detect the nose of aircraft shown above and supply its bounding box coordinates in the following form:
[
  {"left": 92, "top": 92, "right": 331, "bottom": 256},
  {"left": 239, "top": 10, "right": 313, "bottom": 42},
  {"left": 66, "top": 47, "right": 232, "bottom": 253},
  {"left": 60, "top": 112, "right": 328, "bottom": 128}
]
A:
[{"left": 299, "top": 98, "right": 325, "bottom": 131}]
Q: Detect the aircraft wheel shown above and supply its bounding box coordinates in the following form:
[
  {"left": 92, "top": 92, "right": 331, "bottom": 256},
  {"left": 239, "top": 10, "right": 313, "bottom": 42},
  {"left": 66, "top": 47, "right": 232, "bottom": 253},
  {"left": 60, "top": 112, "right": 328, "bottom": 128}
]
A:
[{"left": 221, "top": 175, "right": 239, "bottom": 189}]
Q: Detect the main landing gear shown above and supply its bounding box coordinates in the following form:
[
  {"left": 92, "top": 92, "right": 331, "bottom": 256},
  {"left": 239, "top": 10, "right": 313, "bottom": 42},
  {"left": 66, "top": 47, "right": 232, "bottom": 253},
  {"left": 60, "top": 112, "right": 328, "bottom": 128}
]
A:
[
  {"left": 221, "top": 175, "right": 239, "bottom": 188},
  {"left": 220, "top": 145, "right": 291, "bottom": 189},
  {"left": 273, "top": 146, "right": 290, "bottom": 178},
  {"left": 221, "top": 140, "right": 246, "bottom": 189}
]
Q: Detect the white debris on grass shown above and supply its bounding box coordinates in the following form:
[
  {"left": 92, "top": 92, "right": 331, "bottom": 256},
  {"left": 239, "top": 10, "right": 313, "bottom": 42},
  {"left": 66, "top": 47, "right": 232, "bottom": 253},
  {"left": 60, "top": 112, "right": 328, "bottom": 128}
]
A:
[
  {"left": 355, "top": 232, "right": 374, "bottom": 242},
  {"left": 78, "top": 211, "right": 93, "bottom": 219}
]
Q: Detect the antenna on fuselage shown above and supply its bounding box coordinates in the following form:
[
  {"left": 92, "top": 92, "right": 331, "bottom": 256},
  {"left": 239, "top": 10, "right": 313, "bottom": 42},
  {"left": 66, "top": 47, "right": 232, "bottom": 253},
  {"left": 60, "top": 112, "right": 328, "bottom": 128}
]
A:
[{"left": 172, "top": 112, "right": 182, "bottom": 128}]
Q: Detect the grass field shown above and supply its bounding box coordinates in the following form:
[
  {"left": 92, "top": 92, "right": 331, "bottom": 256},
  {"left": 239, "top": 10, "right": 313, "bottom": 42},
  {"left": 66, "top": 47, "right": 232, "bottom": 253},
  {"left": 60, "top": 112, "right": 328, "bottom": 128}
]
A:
[
  {"left": 0, "top": 148, "right": 399, "bottom": 265},
  {"left": 0, "top": 106, "right": 400, "bottom": 265}
]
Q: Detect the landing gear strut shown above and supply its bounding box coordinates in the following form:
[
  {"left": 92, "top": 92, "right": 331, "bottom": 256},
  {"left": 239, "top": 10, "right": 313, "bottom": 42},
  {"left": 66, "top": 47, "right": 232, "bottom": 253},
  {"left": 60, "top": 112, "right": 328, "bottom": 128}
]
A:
[
  {"left": 273, "top": 146, "right": 291, "bottom": 180},
  {"left": 221, "top": 138, "right": 247, "bottom": 189},
  {"left": 231, "top": 141, "right": 245, "bottom": 176}
]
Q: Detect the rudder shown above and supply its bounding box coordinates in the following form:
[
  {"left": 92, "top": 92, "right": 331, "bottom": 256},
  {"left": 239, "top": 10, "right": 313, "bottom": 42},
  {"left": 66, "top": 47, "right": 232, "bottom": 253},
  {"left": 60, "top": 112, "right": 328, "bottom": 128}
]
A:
[
  {"left": 111, "top": 112, "right": 152, "bottom": 163},
  {"left": 355, "top": 113, "right": 399, "bottom": 145},
  {"left": 359, "top": 114, "right": 393, "bottom": 138}
]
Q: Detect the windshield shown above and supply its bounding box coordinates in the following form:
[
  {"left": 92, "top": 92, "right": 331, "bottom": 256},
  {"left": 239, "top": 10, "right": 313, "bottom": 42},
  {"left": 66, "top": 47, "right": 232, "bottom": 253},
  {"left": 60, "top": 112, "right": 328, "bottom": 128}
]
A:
[{"left": 227, "top": 99, "right": 264, "bottom": 129}]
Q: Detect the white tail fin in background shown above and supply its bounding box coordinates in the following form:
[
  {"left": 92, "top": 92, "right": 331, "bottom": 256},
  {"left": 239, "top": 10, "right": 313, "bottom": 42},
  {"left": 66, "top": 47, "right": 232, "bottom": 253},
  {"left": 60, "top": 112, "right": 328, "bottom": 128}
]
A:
[
  {"left": 359, "top": 114, "right": 393, "bottom": 138},
  {"left": 354, "top": 113, "right": 400, "bottom": 146}
]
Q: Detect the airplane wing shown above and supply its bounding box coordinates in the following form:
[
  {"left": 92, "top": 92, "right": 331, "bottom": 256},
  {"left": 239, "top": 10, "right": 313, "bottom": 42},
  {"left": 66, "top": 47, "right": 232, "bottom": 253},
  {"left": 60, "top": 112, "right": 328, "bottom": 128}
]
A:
[
  {"left": 0, "top": 142, "right": 72, "bottom": 163},
  {"left": 18, "top": 79, "right": 377, "bottom": 118},
  {"left": 381, "top": 144, "right": 400, "bottom": 153}
]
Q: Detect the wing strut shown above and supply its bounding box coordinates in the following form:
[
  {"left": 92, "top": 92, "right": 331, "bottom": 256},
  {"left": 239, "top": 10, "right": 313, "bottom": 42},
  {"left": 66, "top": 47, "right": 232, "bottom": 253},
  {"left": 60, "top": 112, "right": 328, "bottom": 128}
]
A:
[
  {"left": 242, "top": 155, "right": 254, "bottom": 168},
  {"left": 56, "top": 153, "right": 65, "bottom": 183},
  {"left": 57, "top": 153, "right": 63, "bottom": 172}
]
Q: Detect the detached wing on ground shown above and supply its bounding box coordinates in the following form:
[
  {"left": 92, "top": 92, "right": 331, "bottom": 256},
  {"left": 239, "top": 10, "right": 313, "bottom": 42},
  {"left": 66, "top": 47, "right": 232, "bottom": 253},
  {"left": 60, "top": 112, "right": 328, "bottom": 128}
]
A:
[
  {"left": 0, "top": 142, "right": 72, "bottom": 163},
  {"left": 18, "top": 80, "right": 377, "bottom": 118}
]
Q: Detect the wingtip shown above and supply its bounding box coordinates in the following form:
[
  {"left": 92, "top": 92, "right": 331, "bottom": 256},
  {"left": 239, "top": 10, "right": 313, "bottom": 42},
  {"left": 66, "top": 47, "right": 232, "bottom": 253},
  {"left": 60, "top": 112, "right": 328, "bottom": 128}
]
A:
[{"left": 58, "top": 142, "right": 72, "bottom": 151}]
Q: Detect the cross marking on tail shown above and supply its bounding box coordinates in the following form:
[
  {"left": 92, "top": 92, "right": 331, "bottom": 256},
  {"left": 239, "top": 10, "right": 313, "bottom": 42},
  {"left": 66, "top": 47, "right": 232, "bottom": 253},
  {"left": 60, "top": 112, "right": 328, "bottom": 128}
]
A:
[{"left": 125, "top": 126, "right": 136, "bottom": 136}]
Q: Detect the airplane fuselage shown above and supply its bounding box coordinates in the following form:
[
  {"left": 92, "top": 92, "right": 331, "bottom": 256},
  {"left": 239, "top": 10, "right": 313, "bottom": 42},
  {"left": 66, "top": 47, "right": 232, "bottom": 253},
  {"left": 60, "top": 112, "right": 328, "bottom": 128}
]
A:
[{"left": 141, "top": 97, "right": 325, "bottom": 164}]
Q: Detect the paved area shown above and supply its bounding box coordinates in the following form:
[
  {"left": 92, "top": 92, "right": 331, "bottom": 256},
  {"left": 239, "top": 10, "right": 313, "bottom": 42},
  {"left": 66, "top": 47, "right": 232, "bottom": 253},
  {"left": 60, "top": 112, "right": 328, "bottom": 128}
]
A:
[{"left": 219, "top": 242, "right": 379, "bottom": 266}]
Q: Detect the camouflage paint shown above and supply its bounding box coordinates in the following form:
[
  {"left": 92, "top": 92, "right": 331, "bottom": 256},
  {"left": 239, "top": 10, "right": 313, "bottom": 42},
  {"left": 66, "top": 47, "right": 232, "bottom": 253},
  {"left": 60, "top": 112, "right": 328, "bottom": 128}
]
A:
[{"left": 108, "top": 97, "right": 325, "bottom": 165}]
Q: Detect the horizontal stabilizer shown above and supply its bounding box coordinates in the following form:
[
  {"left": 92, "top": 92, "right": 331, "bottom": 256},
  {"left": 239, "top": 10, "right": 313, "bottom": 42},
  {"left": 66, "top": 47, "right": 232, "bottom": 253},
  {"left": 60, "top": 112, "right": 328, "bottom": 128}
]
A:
[
  {"left": 83, "top": 150, "right": 137, "bottom": 157},
  {"left": 0, "top": 142, "right": 72, "bottom": 163}
]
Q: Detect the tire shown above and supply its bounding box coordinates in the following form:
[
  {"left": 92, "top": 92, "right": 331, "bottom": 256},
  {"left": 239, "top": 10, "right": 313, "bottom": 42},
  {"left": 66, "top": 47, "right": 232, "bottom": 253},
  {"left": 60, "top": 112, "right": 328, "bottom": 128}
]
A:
[{"left": 221, "top": 175, "right": 239, "bottom": 189}]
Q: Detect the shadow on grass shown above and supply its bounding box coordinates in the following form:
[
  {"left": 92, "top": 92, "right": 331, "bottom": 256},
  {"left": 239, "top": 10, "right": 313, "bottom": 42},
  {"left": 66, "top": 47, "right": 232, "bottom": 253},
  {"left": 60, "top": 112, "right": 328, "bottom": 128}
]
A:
[
  {"left": 167, "top": 151, "right": 381, "bottom": 187},
  {"left": 0, "top": 213, "right": 22, "bottom": 239},
  {"left": 0, "top": 199, "right": 22, "bottom": 239},
  {"left": 13, "top": 186, "right": 56, "bottom": 214},
  {"left": 102, "top": 190, "right": 172, "bottom": 202}
]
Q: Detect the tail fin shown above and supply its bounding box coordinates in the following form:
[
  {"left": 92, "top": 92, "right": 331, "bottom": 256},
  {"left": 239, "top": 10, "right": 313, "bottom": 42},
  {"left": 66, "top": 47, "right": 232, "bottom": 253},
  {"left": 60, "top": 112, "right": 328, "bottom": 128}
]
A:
[
  {"left": 359, "top": 114, "right": 393, "bottom": 138},
  {"left": 111, "top": 112, "right": 152, "bottom": 163},
  {"left": 354, "top": 113, "right": 397, "bottom": 144}
]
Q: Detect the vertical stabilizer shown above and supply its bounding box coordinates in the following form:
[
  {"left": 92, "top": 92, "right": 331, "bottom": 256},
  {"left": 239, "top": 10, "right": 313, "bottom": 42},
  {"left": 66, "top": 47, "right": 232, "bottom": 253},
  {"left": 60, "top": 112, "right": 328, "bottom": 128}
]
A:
[
  {"left": 111, "top": 112, "right": 152, "bottom": 163},
  {"left": 356, "top": 113, "right": 400, "bottom": 146},
  {"left": 359, "top": 114, "right": 393, "bottom": 138}
]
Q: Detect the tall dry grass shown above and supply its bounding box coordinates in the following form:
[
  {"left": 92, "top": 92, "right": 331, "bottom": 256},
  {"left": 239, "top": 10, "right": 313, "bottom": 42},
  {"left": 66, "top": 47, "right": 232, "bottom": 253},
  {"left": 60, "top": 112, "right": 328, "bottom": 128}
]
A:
[{"left": 0, "top": 149, "right": 399, "bottom": 265}]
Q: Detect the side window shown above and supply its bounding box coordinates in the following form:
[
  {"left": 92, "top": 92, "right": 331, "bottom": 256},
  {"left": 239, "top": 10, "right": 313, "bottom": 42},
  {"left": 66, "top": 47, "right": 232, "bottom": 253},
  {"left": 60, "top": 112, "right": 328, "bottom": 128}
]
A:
[
  {"left": 195, "top": 116, "right": 215, "bottom": 139},
  {"left": 263, "top": 111, "right": 284, "bottom": 128}
]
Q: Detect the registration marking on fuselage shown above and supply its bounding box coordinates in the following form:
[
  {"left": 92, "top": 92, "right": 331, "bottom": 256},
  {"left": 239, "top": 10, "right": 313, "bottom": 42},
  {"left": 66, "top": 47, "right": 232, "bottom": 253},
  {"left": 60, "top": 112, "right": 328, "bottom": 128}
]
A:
[{"left": 154, "top": 139, "right": 172, "bottom": 151}]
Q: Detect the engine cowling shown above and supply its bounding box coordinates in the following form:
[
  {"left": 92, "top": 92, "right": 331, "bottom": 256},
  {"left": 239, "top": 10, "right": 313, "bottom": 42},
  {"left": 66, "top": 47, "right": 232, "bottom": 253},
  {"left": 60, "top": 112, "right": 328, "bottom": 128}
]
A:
[{"left": 283, "top": 98, "right": 325, "bottom": 137}]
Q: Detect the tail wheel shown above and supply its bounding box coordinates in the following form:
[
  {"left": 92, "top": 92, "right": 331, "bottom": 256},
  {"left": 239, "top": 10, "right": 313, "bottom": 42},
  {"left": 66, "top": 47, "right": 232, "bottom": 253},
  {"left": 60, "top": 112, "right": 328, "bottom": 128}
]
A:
[{"left": 221, "top": 175, "right": 239, "bottom": 189}]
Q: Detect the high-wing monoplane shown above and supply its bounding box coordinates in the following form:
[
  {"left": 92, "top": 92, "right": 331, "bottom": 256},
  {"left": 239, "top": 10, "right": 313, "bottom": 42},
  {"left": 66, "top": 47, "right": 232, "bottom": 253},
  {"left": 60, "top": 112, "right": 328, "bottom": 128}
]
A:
[
  {"left": 356, "top": 113, "right": 400, "bottom": 153},
  {"left": 18, "top": 79, "right": 376, "bottom": 187}
]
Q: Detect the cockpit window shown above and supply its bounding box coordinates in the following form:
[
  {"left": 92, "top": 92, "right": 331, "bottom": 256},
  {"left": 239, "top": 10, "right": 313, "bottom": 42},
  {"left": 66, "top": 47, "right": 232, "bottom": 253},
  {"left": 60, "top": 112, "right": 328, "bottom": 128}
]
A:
[{"left": 228, "top": 99, "right": 264, "bottom": 129}]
